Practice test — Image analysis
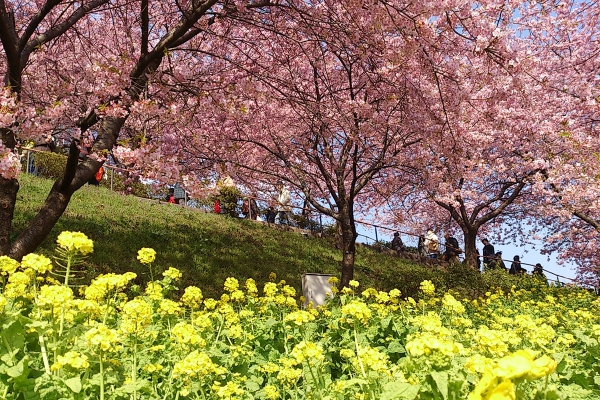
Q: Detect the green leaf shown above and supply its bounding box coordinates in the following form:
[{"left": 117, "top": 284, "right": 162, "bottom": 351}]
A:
[
  {"left": 1, "top": 319, "right": 25, "bottom": 352},
  {"left": 431, "top": 371, "right": 449, "bottom": 400},
  {"left": 246, "top": 380, "right": 261, "bottom": 392},
  {"left": 380, "top": 382, "right": 420, "bottom": 400},
  {"left": 387, "top": 340, "right": 406, "bottom": 354},
  {"left": 6, "top": 356, "right": 28, "bottom": 378},
  {"left": 64, "top": 376, "right": 82, "bottom": 393}
]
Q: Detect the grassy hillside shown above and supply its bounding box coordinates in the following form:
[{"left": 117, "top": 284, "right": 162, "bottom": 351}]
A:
[{"left": 13, "top": 174, "right": 527, "bottom": 299}]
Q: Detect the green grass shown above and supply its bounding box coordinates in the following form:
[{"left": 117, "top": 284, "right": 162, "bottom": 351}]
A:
[{"left": 13, "top": 174, "right": 532, "bottom": 299}]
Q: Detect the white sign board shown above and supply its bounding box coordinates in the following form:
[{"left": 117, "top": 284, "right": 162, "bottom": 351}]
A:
[{"left": 302, "top": 273, "right": 335, "bottom": 307}]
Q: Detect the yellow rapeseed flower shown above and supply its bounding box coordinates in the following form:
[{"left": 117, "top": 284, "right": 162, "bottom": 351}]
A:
[
  {"left": 420, "top": 280, "right": 435, "bottom": 296},
  {"left": 0, "top": 255, "right": 19, "bottom": 276},
  {"left": 37, "top": 285, "right": 73, "bottom": 311},
  {"left": 290, "top": 341, "right": 324, "bottom": 366},
  {"left": 172, "top": 350, "right": 226, "bottom": 378},
  {"left": 171, "top": 322, "right": 205, "bottom": 346},
  {"left": 181, "top": 286, "right": 203, "bottom": 308},
  {"left": 56, "top": 231, "right": 94, "bottom": 255},
  {"left": 341, "top": 300, "right": 372, "bottom": 325},
  {"left": 136, "top": 247, "right": 156, "bottom": 264},
  {"left": 145, "top": 281, "right": 163, "bottom": 300},
  {"left": 223, "top": 277, "right": 239, "bottom": 292},
  {"left": 50, "top": 351, "right": 90, "bottom": 371},
  {"left": 245, "top": 278, "right": 258, "bottom": 296},
  {"left": 84, "top": 324, "right": 119, "bottom": 352},
  {"left": 263, "top": 385, "right": 279, "bottom": 400},
  {"left": 263, "top": 282, "right": 278, "bottom": 297},
  {"left": 21, "top": 253, "right": 53, "bottom": 274},
  {"left": 84, "top": 272, "right": 137, "bottom": 302},
  {"left": 158, "top": 299, "right": 183, "bottom": 316},
  {"left": 284, "top": 310, "right": 316, "bottom": 326},
  {"left": 143, "top": 364, "right": 164, "bottom": 373},
  {"left": 527, "top": 354, "right": 557, "bottom": 379},
  {"left": 119, "top": 298, "right": 153, "bottom": 335},
  {"left": 213, "top": 381, "right": 245, "bottom": 398},
  {"left": 162, "top": 267, "right": 182, "bottom": 281}
]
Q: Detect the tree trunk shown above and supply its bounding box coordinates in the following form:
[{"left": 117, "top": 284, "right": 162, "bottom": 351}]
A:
[
  {"left": 462, "top": 227, "right": 480, "bottom": 270},
  {"left": 0, "top": 177, "right": 18, "bottom": 255},
  {"left": 338, "top": 202, "right": 358, "bottom": 288},
  {"left": 7, "top": 121, "right": 123, "bottom": 259}
]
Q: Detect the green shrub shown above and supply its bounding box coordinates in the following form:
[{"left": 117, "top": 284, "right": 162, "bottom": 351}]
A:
[
  {"left": 213, "top": 185, "right": 241, "bottom": 217},
  {"left": 27, "top": 151, "right": 67, "bottom": 178}
]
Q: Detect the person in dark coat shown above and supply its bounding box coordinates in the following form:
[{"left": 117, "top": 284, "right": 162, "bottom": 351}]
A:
[
  {"left": 442, "top": 233, "right": 461, "bottom": 262},
  {"left": 482, "top": 239, "right": 495, "bottom": 269},
  {"left": 391, "top": 232, "right": 404, "bottom": 252},
  {"left": 249, "top": 198, "right": 259, "bottom": 220},
  {"left": 509, "top": 255, "right": 526, "bottom": 275},
  {"left": 265, "top": 206, "right": 276, "bottom": 223},
  {"left": 532, "top": 263, "right": 547, "bottom": 281},
  {"left": 494, "top": 251, "right": 507, "bottom": 270},
  {"left": 417, "top": 235, "right": 426, "bottom": 257}
]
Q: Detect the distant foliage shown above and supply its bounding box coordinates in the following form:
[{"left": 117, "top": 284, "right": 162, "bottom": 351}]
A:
[
  {"left": 214, "top": 185, "right": 242, "bottom": 217},
  {"left": 22, "top": 152, "right": 149, "bottom": 198},
  {"left": 27, "top": 151, "right": 67, "bottom": 179}
]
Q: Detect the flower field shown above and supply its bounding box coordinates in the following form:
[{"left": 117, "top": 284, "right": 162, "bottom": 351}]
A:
[{"left": 1, "top": 233, "right": 599, "bottom": 399}]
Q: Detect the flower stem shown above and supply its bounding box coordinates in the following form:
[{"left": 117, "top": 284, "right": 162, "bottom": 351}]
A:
[
  {"left": 64, "top": 254, "right": 73, "bottom": 287},
  {"left": 99, "top": 350, "right": 105, "bottom": 400},
  {"left": 38, "top": 334, "right": 51, "bottom": 374},
  {"left": 132, "top": 335, "right": 138, "bottom": 400},
  {"left": 354, "top": 327, "right": 367, "bottom": 378}
]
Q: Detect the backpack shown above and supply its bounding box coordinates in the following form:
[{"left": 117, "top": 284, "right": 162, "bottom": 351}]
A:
[
  {"left": 428, "top": 241, "right": 439, "bottom": 252},
  {"left": 95, "top": 166, "right": 104, "bottom": 181}
]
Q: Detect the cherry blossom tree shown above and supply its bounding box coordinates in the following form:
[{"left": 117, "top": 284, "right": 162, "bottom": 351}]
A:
[
  {"left": 521, "top": 0, "right": 600, "bottom": 283},
  {"left": 0, "top": 0, "right": 277, "bottom": 258},
  {"left": 378, "top": 0, "right": 600, "bottom": 270},
  {"left": 139, "top": 0, "right": 578, "bottom": 285},
  {"left": 0, "top": 0, "right": 111, "bottom": 255}
]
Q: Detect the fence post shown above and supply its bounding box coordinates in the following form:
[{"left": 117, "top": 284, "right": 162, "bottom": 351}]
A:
[{"left": 110, "top": 168, "right": 114, "bottom": 191}]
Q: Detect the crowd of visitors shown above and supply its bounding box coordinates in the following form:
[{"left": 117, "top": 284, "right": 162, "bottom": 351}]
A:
[
  {"left": 164, "top": 176, "right": 554, "bottom": 281},
  {"left": 389, "top": 230, "right": 551, "bottom": 280}
]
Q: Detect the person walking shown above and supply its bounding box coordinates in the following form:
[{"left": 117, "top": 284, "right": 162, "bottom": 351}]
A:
[
  {"left": 482, "top": 239, "right": 495, "bottom": 269},
  {"left": 417, "top": 235, "right": 426, "bottom": 257},
  {"left": 265, "top": 206, "right": 276, "bottom": 223},
  {"left": 424, "top": 228, "right": 439, "bottom": 258},
  {"left": 509, "top": 255, "right": 526, "bottom": 275},
  {"left": 391, "top": 232, "right": 404, "bottom": 252},
  {"left": 167, "top": 188, "right": 176, "bottom": 203},
  {"left": 494, "top": 251, "right": 507, "bottom": 270},
  {"left": 249, "top": 198, "right": 259, "bottom": 220},
  {"left": 275, "top": 182, "right": 296, "bottom": 226},
  {"left": 442, "top": 233, "right": 461, "bottom": 262},
  {"left": 532, "top": 263, "right": 547, "bottom": 282},
  {"left": 88, "top": 164, "right": 104, "bottom": 186}
]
